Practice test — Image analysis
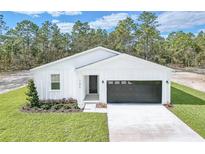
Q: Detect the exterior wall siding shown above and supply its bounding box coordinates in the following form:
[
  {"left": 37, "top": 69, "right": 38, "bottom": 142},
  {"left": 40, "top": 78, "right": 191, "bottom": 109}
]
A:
[
  {"left": 31, "top": 48, "right": 172, "bottom": 108},
  {"left": 77, "top": 69, "right": 171, "bottom": 105},
  {"left": 33, "top": 69, "right": 77, "bottom": 100}
]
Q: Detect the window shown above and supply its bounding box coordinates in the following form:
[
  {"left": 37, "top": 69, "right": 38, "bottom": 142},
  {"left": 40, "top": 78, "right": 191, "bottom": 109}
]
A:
[
  {"left": 121, "top": 81, "right": 127, "bottom": 84},
  {"left": 108, "top": 81, "right": 113, "bottom": 84},
  {"left": 51, "top": 74, "right": 60, "bottom": 90},
  {"left": 127, "top": 81, "right": 132, "bottom": 85},
  {"left": 114, "top": 81, "right": 120, "bottom": 84}
]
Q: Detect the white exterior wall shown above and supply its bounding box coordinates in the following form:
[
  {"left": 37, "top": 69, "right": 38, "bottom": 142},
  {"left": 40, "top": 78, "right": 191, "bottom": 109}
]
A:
[
  {"left": 77, "top": 55, "right": 172, "bottom": 106},
  {"left": 31, "top": 48, "right": 117, "bottom": 107},
  {"left": 31, "top": 47, "right": 172, "bottom": 108},
  {"left": 77, "top": 69, "right": 171, "bottom": 105},
  {"left": 32, "top": 66, "right": 77, "bottom": 100}
]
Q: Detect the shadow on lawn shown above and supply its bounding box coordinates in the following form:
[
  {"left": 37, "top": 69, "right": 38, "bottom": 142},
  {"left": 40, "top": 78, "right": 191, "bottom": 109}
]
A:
[{"left": 171, "top": 87, "right": 205, "bottom": 105}]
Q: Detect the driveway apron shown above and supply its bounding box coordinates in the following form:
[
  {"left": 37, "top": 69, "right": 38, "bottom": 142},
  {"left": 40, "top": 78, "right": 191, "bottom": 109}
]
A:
[{"left": 107, "top": 104, "right": 204, "bottom": 142}]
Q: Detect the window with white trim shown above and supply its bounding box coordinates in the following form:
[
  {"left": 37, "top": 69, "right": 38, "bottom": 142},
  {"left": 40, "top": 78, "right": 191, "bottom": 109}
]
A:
[
  {"left": 121, "top": 81, "right": 127, "bottom": 84},
  {"left": 51, "top": 74, "right": 60, "bottom": 90},
  {"left": 114, "top": 81, "right": 120, "bottom": 84},
  {"left": 108, "top": 81, "right": 113, "bottom": 84}
]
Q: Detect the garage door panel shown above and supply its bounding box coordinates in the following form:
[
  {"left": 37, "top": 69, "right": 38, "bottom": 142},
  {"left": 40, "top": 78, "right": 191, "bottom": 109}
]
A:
[{"left": 107, "top": 81, "right": 162, "bottom": 103}]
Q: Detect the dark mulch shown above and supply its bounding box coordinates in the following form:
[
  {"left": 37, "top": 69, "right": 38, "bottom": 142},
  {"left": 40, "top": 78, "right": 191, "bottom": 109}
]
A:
[
  {"left": 21, "top": 106, "right": 83, "bottom": 113},
  {"left": 163, "top": 103, "right": 173, "bottom": 108},
  {"left": 96, "top": 103, "right": 107, "bottom": 108}
]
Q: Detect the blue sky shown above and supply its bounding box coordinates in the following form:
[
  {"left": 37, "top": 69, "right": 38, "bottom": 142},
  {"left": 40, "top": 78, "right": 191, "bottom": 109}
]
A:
[{"left": 1, "top": 11, "right": 205, "bottom": 37}]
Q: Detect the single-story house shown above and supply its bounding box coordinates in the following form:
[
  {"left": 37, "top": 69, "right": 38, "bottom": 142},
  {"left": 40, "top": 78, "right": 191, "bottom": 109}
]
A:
[{"left": 30, "top": 46, "right": 172, "bottom": 108}]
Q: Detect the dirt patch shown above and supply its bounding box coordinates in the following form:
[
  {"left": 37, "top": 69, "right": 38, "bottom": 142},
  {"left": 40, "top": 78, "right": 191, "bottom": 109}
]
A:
[
  {"left": 170, "top": 66, "right": 205, "bottom": 74},
  {"left": 172, "top": 71, "right": 205, "bottom": 92}
]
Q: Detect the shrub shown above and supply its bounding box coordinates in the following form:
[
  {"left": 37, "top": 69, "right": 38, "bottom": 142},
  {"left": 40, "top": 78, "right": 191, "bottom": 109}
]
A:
[
  {"left": 62, "top": 104, "right": 71, "bottom": 110},
  {"left": 22, "top": 97, "right": 81, "bottom": 112},
  {"left": 39, "top": 98, "right": 78, "bottom": 105},
  {"left": 26, "top": 79, "right": 40, "bottom": 107},
  {"left": 67, "top": 98, "right": 78, "bottom": 104},
  {"left": 41, "top": 103, "right": 52, "bottom": 110},
  {"left": 71, "top": 103, "right": 80, "bottom": 109},
  {"left": 51, "top": 104, "right": 64, "bottom": 110}
]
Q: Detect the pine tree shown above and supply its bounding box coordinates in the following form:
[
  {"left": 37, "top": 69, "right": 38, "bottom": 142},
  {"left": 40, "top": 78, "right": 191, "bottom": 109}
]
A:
[{"left": 26, "top": 79, "right": 39, "bottom": 107}]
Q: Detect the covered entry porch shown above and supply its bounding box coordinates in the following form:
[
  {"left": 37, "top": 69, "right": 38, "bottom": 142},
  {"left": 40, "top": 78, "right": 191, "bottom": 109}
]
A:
[{"left": 83, "top": 75, "right": 100, "bottom": 103}]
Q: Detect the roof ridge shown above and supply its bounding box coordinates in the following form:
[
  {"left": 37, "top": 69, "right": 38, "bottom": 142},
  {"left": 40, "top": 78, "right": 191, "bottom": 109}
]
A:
[
  {"left": 76, "top": 53, "right": 172, "bottom": 71},
  {"left": 76, "top": 54, "right": 123, "bottom": 70},
  {"left": 75, "top": 54, "right": 120, "bottom": 69},
  {"left": 30, "top": 46, "right": 120, "bottom": 72}
]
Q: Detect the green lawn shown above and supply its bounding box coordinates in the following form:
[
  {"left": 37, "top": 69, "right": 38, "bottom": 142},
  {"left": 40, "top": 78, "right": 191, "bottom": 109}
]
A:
[
  {"left": 1, "top": 83, "right": 205, "bottom": 141},
  {"left": 0, "top": 88, "right": 109, "bottom": 142},
  {"left": 171, "top": 82, "right": 205, "bottom": 138}
]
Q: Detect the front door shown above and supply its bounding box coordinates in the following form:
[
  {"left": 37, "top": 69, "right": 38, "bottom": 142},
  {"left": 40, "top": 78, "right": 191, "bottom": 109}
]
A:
[{"left": 89, "top": 75, "right": 98, "bottom": 93}]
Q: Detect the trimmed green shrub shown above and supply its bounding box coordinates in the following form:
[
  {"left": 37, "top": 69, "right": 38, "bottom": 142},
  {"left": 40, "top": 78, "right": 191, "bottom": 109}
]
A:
[
  {"left": 22, "top": 95, "right": 80, "bottom": 112},
  {"left": 39, "top": 98, "right": 77, "bottom": 105},
  {"left": 51, "top": 104, "right": 64, "bottom": 110},
  {"left": 26, "top": 79, "right": 40, "bottom": 107},
  {"left": 71, "top": 103, "right": 80, "bottom": 109},
  {"left": 62, "top": 104, "right": 71, "bottom": 110},
  {"left": 41, "top": 103, "right": 52, "bottom": 110}
]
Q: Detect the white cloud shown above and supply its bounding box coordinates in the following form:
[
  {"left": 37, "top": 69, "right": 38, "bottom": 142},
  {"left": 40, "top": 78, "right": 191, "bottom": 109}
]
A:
[
  {"left": 16, "top": 11, "right": 44, "bottom": 15},
  {"left": 13, "top": 12, "right": 137, "bottom": 33},
  {"left": 56, "top": 22, "right": 74, "bottom": 33},
  {"left": 47, "top": 11, "right": 82, "bottom": 17},
  {"left": 158, "top": 12, "right": 205, "bottom": 32},
  {"left": 14, "top": 11, "right": 82, "bottom": 17},
  {"left": 52, "top": 19, "right": 60, "bottom": 24},
  {"left": 55, "top": 13, "right": 130, "bottom": 33},
  {"left": 89, "top": 13, "right": 129, "bottom": 30},
  {"left": 16, "top": 11, "right": 44, "bottom": 17},
  {"left": 63, "top": 11, "right": 82, "bottom": 16},
  {"left": 55, "top": 13, "right": 138, "bottom": 33},
  {"left": 130, "top": 14, "right": 138, "bottom": 20},
  {"left": 198, "top": 28, "right": 205, "bottom": 33},
  {"left": 160, "top": 34, "right": 168, "bottom": 38}
]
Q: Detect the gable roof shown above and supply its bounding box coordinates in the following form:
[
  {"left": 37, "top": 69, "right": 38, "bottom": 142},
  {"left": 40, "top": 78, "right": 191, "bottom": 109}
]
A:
[
  {"left": 30, "top": 46, "right": 121, "bottom": 72},
  {"left": 76, "top": 53, "right": 173, "bottom": 71}
]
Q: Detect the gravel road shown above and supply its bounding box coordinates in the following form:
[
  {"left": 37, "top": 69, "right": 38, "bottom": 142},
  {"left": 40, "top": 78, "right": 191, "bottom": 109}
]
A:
[
  {"left": 0, "top": 69, "right": 205, "bottom": 94},
  {"left": 0, "top": 70, "right": 32, "bottom": 94}
]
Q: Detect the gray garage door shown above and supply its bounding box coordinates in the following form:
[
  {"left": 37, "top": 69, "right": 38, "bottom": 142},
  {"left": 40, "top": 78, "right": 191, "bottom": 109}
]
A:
[{"left": 107, "top": 81, "right": 162, "bottom": 103}]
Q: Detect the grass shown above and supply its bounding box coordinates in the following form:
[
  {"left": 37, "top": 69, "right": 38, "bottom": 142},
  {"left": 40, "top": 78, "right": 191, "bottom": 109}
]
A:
[
  {"left": 1, "top": 82, "right": 205, "bottom": 141},
  {"left": 0, "top": 87, "right": 109, "bottom": 142},
  {"left": 171, "top": 82, "right": 205, "bottom": 138}
]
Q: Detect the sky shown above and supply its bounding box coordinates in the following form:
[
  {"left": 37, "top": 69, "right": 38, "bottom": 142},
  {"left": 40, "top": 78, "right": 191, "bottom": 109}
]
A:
[{"left": 1, "top": 11, "right": 205, "bottom": 37}]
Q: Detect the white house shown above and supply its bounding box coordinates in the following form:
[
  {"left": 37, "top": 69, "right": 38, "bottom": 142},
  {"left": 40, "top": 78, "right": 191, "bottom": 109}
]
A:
[{"left": 30, "top": 46, "right": 172, "bottom": 108}]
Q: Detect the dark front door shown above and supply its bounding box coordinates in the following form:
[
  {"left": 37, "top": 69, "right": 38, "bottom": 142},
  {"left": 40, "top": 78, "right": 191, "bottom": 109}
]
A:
[
  {"left": 107, "top": 81, "right": 162, "bottom": 103},
  {"left": 89, "top": 75, "right": 98, "bottom": 93}
]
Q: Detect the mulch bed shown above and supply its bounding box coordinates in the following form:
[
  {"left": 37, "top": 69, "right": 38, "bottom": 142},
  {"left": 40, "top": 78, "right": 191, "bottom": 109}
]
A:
[
  {"left": 163, "top": 103, "right": 173, "bottom": 108},
  {"left": 21, "top": 98, "right": 83, "bottom": 113},
  {"left": 21, "top": 106, "right": 83, "bottom": 113},
  {"left": 96, "top": 103, "right": 107, "bottom": 108}
]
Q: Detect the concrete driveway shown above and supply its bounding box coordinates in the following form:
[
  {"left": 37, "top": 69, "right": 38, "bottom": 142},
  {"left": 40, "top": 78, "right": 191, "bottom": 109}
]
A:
[{"left": 107, "top": 104, "right": 204, "bottom": 142}]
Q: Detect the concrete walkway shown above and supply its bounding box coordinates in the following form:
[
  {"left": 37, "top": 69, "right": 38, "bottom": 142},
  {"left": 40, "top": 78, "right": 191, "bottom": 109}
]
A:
[
  {"left": 83, "top": 103, "right": 107, "bottom": 113},
  {"left": 108, "top": 104, "right": 204, "bottom": 142}
]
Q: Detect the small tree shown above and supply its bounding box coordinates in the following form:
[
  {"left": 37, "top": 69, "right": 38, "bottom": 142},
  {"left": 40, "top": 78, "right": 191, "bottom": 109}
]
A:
[{"left": 26, "top": 79, "right": 39, "bottom": 107}]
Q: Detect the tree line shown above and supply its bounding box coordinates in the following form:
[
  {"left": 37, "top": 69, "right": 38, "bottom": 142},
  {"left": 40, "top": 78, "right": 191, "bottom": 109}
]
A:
[{"left": 0, "top": 12, "right": 205, "bottom": 72}]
